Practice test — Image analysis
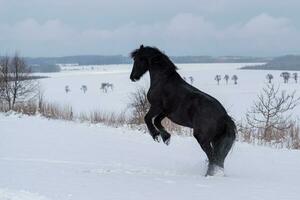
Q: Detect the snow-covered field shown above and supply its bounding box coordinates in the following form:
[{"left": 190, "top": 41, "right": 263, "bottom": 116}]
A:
[
  {"left": 38, "top": 63, "right": 300, "bottom": 120},
  {"left": 1, "top": 114, "right": 300, "bottom": 200},
  {"left": 2, "top": 63, "right": 300, "bottom": 200}
]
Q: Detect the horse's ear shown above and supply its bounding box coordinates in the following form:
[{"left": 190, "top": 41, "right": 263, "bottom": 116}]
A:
[{"left": 140, "top": 44, "right": 144, "bottom": 49}]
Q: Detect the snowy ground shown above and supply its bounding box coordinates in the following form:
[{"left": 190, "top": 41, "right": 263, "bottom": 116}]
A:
[
  {"left": 38, "top": 63, "right": 300, "bottom": 120},
  {"left": 1, "top": 114, "right": 300, "bottom": 200}
]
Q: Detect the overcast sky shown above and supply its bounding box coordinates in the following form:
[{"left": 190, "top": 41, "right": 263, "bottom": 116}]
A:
[{"left": 1, "top": 0, "right": 300, "bottom": 57}]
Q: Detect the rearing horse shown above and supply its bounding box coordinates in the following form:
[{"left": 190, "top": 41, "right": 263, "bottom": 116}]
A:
[{"left": 130, "top": 45, "right": 236, "bottom": 176}]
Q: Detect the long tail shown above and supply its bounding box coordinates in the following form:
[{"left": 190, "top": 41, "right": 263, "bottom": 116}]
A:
[
  {"left": 214, "top": 116, "right": 236, "bottom": 167},
  {"left": 224, "top": 116, "right": 236, "bottom": 144}
]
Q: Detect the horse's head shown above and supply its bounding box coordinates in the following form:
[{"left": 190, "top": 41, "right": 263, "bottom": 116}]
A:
[
  {"left": 130, "top": 45, "right": 177, "bottom": 82},
  {"left": 130, "top": 45, "right": 150, "bottom": 82}
]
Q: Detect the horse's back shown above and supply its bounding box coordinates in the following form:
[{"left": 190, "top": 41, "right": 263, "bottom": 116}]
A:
[
  {"left": 174, "top": 79, "right": 227, "bottom": 116},
  {"left": 162, "top": 77, "right": 228, "bottom": 130}
]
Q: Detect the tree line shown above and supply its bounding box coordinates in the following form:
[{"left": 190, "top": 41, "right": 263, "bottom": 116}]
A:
[
  {"left": 214, "top": 74, "right": 238, "bottom": 85},
  {"left": 0, "top": 54, "right": 39, "bottom": 110}
]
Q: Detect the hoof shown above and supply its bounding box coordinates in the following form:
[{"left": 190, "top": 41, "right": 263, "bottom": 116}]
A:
[
  {"left": 152, "top": 134, "right": 161, "bottom": 143},
  {"left": 161, "top": 131, "right": 171, "bottom": 145},
  {"left": 205, "top": 164, "right": 224, "bottom": 177},
  {"left": 163, "top": 137, "right": 171, "bottom": 145}
]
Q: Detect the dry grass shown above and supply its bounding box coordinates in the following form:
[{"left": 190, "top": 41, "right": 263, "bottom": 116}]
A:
[
  {"left": 86, "top": 110, "right": 126, "bottom": 127},
  {"left": 0, "top": 102, "right": 8, "bottom": 112},
  {"left": 161, "top": 119, "right": 193, "bottom": 136},
  {"left": 127, "top": 86, "right": 150, "bottom": 125},
  {"left": 1, "top": 87, "right": 300, "bottom": 149},
  {"left": 237, "top": 121, "right": 300, "bottom": 149},
  {"left": 39, "top": 102, "right": 74, "bottom": 121},
  {"left": 13, "top": 101, "right": 39, "bottom": 116},
  {"left": 3, "top": 95, "right": 126, "bottom": 127}
]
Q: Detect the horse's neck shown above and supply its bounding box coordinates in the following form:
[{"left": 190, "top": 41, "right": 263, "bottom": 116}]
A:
[{"left": 149, "top": 69, "right": 178, "bottom": 87}]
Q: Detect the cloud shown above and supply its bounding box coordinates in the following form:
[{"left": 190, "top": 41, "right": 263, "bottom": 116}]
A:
[
  {"left": 241, "top": 13, "right": 292, "bottom": 36},
  {"left": 220, "top": 14, "right": 299, "bottom": 55},
  {"left": 8, "top": 19, "right": 74, "bottom": 41},
  {"left": 0, "top": 13, "right": 299, "bottom": 56}
]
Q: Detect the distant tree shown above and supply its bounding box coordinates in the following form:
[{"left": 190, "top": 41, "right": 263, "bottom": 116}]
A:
[
  {"left": 101, "top": 83, "right": 108, "bottom": 93},
  {"left": 0, "top": 54, "right": 39, "bottom": 110},
  {"left": 214, "top": 75, "right": 221, "bottom": 85},
  {"left": 280, "top": 72, "right": 290, "bottom": 83},
  {"left": 189, "top": 76, "right": 194, "bottom": 85},
  {"left": 29, "top": 64, "right": 61, "bottom": 73},
  {"left": 266, "top": 74, "right": 274, "bottom": 84},
  {"left": 224, "top": 74, "right": 229, "bottom": 84},
  {"left": 100, "top": 82, "right": 113, "bottom": 93},
  {"left": 81, "top": 85, "right": 87, "bottom": 93},
  {"left": 292, "top": 72, "right": 298, "bottom": 83},
  {"left": 65, "top": 85, "right": 70, "bottom": 93},
  {"left": 246, "top": 84, "right": 300, "bottom": 138},
  {"left": 231, "top": 75, "right": 238, "bottom": 85},
  {"left": 108, "top": 83, "right": 114, "bottom": 91}
]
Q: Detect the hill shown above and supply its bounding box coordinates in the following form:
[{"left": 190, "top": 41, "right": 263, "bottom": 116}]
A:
[
  {"left": 241, "top": 55, "right": 300, "bottom": 71},
  {"left": 23, "top": 55, "right": 269, "bottom": 73},
  {"left": 25, "top": 55, "right": 131, "bottom": 72}
]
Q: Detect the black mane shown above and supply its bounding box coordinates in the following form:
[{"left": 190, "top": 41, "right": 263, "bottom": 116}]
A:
[
  {"left": 130, "top": 48, "right": 139, "bottom": 59},
  {"left": 130, "top": 46, "right": 178, "bottom": 71}
]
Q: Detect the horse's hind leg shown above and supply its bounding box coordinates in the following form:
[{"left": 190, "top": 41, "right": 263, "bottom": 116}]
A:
[
  {"left": 212, "top": 123, "right": 236, "bottom": 169},
  {"left": 193, "top": 130, "right": 216, "bottom": 176},
  {"left": 154, "top": 113, "right": 171, "bottom": 145}
]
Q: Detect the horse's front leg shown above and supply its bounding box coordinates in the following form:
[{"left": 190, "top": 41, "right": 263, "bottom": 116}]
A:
[
  {"left": 144, "top": 107, "right": 161, "bottom": 142},
  {"left": 154, "top": 113, "right": 171, "bottom": 145}
]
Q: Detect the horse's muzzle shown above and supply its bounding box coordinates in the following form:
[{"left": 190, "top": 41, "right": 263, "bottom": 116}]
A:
[{"left": 130, "top": 75, "right": 139, "bottom": 82}]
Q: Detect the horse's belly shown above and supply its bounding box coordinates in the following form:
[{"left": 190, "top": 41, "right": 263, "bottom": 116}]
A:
[{"left": 167, "top": 113, "right": 193, "bottom": 128}]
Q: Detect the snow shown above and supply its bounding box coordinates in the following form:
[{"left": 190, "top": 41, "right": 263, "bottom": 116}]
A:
[
  {"left": 1, "top": 114, "right": 300, "bottom": 200},
  {"left": 2, "top": 63, "right": 300, "bottom": 199},
  {"left": 0, "top": 189, "right": 50, "bottom": 200},
  {"left": 38, "top": 63, "right": 300, "bottom": 120}
]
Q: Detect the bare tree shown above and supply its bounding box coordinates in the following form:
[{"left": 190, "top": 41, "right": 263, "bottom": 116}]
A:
[
  {"left": 280, "top": 72, "right": 290, "bottom": 83},
  {"left": 100, "top": 82, "right": 113, "bottom": 93},
  {"left": 128, "top": 86, "right": 150, "bottom": 124},
  {"left": 65, "top": 85, "right": 70, "bottom": 93},
  {"left": 0, "top": 54, "right": 39, "bottom": 110},
  {"left": 107, "top": 83, "right": 114, "bottom": 91},
  {"left": 214, "top": 75, "right": 221, "bottom": 85},
  {"left": 231, "top": 75, "right": 238, "bottom": 85},
  {"left": 246, "top": 84, "right": 300, "bottom": 138},
  {"left": 189, "top": 76, "right": 194, "bottom": 85},
  {"left": 101, "top": 83, "right": 108, "bottom": 93},
  {"left": 292, "top": 72, "right": 298, "bottom": 83},
  {"left": 224, "top": 74, "right": 229, "bottom": 84},
  {"left": 81, "top": 85, "right": 87, "bottom": 93},
  {"left": 266, "top": 74, "right": 274, "bottom": 84}
]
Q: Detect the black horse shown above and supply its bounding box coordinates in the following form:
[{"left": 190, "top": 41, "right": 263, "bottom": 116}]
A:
[{"left": 130, "top": 45, "right": 236, "bottom": 176}]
